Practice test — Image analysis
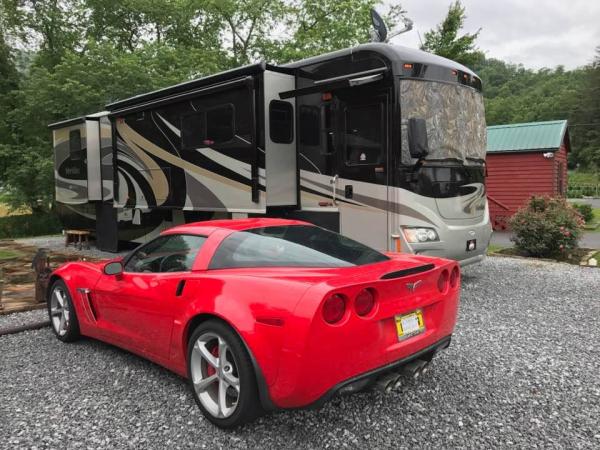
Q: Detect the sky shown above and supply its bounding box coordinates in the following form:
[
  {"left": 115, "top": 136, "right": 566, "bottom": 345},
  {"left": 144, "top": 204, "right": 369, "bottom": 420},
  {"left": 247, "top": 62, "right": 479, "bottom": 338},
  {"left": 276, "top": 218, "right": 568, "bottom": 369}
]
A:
[{"left": 387, "top": 0, "right": 600, "bottom": 69}]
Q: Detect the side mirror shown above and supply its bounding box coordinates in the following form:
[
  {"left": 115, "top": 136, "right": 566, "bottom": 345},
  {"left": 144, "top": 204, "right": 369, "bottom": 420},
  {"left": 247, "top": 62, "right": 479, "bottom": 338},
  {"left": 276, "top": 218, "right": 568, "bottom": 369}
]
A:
[
  {"left": 408, "top": 118, "right": 429, "bottom": 159},
  {"left": 104, "top": 261, "right": 123, "bottom": 276}
]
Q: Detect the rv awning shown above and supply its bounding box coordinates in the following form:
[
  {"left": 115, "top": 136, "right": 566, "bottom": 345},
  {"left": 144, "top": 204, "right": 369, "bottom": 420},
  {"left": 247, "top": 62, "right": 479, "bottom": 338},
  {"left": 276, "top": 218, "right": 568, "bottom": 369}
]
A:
[{"left": 279, "top": 67, "right": 388, "bottom": 99}]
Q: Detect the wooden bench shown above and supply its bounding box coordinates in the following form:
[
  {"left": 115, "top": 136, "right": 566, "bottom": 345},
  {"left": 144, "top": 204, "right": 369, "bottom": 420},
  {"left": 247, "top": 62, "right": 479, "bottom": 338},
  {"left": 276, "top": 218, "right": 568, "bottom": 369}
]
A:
[{"left": 65, "top": 230, "right": 91, "bottom": 250}]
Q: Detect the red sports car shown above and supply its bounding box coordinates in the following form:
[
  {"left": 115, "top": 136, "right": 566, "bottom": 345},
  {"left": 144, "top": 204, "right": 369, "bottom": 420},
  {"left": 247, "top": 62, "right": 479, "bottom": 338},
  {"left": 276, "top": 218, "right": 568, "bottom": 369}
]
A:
[{"left": 47, "top": 218, "right": 460, "bottom": 428}]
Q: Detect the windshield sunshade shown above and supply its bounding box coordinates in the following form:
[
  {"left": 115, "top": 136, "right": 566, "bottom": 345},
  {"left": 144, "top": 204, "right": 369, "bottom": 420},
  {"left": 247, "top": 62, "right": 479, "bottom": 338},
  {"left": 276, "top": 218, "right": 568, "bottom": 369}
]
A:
[{"left": 400, "top": 80, "right": 486, "bottom": 164}]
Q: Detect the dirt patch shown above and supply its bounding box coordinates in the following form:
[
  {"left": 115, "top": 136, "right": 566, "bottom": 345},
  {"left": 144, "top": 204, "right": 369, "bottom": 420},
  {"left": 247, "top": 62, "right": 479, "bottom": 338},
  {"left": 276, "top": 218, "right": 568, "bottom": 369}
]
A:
[{"left": 0, "top": 240, "right": 101, "bottom": 315}]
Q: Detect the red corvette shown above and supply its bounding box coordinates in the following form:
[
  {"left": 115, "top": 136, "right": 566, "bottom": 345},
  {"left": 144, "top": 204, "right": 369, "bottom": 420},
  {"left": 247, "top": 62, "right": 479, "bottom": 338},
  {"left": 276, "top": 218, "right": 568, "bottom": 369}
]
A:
[{"left": 47, "top": 218, "right": 460, "bottom": 427}]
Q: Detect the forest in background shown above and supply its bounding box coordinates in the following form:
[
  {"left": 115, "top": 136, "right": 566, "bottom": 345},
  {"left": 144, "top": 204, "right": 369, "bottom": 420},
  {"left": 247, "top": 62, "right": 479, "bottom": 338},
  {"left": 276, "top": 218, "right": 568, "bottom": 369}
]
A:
[{"left": 0, "top": 0, "right": 598, "bottom": 213}]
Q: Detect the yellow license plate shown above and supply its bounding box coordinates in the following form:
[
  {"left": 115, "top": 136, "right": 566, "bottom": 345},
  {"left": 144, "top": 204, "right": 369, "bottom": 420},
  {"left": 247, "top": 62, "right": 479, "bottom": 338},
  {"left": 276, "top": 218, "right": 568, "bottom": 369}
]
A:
[{"left": 395, "top": 310, "right": 425, "bottom": 340}]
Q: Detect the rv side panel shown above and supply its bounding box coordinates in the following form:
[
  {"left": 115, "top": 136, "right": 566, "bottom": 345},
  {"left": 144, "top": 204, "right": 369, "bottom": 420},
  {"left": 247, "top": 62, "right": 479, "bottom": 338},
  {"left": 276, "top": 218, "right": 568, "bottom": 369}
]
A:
[
  {"left": 112, "top": 77, "right": 266, "bottom": 214},
  {"left": 53, "top": 122, "right": 88, "bottom": 205},
  {"left": 86, "top": 119, "right": 102, "bottom": 201}
]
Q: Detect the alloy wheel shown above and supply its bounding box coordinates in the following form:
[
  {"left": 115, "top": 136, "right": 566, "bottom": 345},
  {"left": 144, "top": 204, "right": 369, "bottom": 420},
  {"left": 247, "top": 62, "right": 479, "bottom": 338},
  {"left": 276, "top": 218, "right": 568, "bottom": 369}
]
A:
[
  {"left": 190, "top": 332, "right": 241, "bottom": 419},
  {"left": 50, "top": 286, "right": 70, "bottom": 336}
]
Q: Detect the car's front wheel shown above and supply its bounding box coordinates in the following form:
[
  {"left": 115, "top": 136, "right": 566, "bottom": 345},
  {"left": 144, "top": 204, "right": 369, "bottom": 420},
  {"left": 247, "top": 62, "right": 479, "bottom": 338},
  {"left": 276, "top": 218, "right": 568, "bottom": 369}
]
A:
[
  {"left": 187, "top": 320, "right": 262, "bottom": 428},
  {"left": 47, "top": 279, "right": 80, "bottom": 342}
]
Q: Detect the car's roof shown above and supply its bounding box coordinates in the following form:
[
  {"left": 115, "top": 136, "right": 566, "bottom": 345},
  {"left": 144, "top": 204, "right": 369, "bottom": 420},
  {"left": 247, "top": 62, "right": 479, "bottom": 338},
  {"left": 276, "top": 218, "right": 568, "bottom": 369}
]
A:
[{"left": 161, "top": 218, "right": 311, "bottom": 236}]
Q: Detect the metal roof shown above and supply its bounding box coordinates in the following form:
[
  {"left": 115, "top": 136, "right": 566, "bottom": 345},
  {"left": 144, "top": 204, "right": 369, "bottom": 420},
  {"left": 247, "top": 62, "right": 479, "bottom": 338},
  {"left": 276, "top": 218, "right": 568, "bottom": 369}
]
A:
[
  {"left": 487, "top": 120, "right": 568, "bottom": 153},
  {"left": 283, "top": 43, "right": 478, "bottom": 77}
]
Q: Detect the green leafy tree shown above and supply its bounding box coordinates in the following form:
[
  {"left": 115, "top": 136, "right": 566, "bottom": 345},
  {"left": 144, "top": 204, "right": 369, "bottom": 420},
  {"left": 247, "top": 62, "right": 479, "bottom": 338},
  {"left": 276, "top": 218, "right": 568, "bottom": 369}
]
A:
[
  {"left": 421, "top": 0, "right": 483, "bottom": 68},
  {"left": 0, "top": 0, "right": 88, "bottom": 68},
  {"left": 570, "top": 48, "right": 600, "bottom": 172},
  {"left": 0, "top": 24, "right": 19, "bottom": 143}
]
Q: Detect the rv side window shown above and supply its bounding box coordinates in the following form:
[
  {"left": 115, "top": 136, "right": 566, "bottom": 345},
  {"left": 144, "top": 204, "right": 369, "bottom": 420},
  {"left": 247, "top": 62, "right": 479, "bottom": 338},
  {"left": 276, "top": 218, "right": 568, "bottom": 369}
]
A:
[
  {"left": 69, "top": 130, "right": 82, "bottom": 160},
  {"left": 344, "top": 103, "right": 384, "bottom": 166},
  {"left": 269, "top": 100, "right": 293, "bottom": 144},
  {"left": 299, "top": 106, "right": 320, "bottom": 146},
  {"left": 206, "top": 104, "right": 235, "bottom": 144},
  {"left": 181, "top": 112, "right": 206, "bottom": 150}
]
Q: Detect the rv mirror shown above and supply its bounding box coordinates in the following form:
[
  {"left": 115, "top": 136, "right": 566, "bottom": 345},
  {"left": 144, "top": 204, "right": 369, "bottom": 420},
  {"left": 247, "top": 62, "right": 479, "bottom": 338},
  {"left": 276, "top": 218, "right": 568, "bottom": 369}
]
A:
[
  {"left": 370, "top": 9, "right": 388, "bottom": 42},
  {"left": 104, "top": 261, "right": 123, "bottom": 276},
  {"left": 408, "top": 118, "right": 429, "bottom": 159}
]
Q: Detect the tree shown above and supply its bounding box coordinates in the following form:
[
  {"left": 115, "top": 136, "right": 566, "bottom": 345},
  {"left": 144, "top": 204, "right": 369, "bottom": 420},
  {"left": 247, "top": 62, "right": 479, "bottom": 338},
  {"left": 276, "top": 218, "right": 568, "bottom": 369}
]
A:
[
  {"left": 421, "top": 0, "right": 483, "bottom": 68},
  {"left": 0, "top": 24, "right": 19, "bottom": 143},
  {"left": 570, "top": 48, "right": 600, "bottom": 171}
]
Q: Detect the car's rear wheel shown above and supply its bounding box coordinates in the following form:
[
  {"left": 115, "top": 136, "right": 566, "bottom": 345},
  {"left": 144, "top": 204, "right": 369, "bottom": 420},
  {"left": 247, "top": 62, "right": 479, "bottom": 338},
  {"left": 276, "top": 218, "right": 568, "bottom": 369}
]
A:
[
  {"left": 187, "top": 320, "right": 262, "bottom": 428},
  {"left": 47, "top": 279, "right": 80, "bottom": 342}
]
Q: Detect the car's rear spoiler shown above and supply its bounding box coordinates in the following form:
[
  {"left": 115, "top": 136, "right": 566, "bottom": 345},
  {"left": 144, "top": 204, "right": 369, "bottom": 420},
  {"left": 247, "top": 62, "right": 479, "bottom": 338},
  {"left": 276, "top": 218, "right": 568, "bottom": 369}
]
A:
[{"left": 380, "top": 263, "right": 435, "bottom": 280}]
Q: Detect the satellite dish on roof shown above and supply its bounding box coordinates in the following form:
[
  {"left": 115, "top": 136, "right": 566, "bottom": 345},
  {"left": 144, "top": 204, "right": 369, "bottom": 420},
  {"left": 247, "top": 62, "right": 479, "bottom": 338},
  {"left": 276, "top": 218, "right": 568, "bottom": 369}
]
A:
[
  {"left": 370, "top": 8, "right": 414, "bottom": 43},
  {"left": 370, "top": 9, "right": 388, "bottom": 42}
]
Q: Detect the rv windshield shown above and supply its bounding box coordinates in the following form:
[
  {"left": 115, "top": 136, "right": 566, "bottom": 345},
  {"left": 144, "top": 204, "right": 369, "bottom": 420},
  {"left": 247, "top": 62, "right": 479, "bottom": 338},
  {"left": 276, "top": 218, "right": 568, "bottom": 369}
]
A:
[{"left": 399, "top": 79, "right": 486, "bottom": 164}]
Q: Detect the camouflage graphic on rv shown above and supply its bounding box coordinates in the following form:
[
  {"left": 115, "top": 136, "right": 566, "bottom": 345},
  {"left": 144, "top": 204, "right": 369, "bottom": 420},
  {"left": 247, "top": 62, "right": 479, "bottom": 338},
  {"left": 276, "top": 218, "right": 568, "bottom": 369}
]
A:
[{"left": 399, "top": 80, "right": 487, "bottom": 165}]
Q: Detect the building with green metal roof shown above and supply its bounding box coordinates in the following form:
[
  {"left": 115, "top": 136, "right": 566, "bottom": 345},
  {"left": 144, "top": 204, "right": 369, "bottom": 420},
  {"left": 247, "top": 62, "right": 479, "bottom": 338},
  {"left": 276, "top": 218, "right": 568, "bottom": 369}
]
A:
[{"left": 485, "top": 120, "right": 570, "bottom": 230}]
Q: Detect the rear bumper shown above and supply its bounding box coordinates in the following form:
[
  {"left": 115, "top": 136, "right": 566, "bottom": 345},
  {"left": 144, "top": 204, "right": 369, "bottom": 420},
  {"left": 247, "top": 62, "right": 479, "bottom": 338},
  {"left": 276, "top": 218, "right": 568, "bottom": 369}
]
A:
[{"left": 309, "top": 335, "right": 452, "bottom": 409}]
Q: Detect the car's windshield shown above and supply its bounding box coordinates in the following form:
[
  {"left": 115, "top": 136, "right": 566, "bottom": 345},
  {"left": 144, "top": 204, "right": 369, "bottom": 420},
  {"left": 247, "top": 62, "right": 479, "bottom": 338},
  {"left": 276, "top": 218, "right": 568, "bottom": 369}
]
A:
[
  {"left": 399, "top": 79, "right": 486, "bottom": 164},
  {"left": 208, "top": 225, "right": 389, "bottom": 269}
]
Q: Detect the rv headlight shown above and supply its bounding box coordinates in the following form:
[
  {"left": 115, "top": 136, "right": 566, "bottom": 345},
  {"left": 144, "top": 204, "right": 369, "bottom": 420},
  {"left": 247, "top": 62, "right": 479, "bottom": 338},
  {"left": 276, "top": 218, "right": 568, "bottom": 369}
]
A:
[{"left": 402, "top": 227, "right": 439, "bottom": 243}]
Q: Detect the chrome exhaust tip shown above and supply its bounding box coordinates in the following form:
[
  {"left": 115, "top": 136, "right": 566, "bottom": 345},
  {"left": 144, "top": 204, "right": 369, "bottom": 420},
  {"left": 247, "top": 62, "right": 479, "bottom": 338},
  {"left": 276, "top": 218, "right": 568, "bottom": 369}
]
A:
[
  {"left": 402, "top": 359, "right": 428, "bottom": 380},
  {"left": 375, "top": 372, "right": 401, "bottom": 393}
]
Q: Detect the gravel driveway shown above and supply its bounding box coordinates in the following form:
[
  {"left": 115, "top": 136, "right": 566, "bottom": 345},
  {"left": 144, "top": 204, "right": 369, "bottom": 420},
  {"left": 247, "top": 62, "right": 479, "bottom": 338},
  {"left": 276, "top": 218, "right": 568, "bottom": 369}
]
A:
[{"left": 1, "top": 257, "right": 599, "bottom": 449}]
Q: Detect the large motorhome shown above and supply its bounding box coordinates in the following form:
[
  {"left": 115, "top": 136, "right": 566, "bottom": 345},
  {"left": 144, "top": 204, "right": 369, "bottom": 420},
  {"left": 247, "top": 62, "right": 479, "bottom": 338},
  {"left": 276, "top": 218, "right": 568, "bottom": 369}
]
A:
[{"left": 50, "top": 43, "right": 492, "bottom": 264}]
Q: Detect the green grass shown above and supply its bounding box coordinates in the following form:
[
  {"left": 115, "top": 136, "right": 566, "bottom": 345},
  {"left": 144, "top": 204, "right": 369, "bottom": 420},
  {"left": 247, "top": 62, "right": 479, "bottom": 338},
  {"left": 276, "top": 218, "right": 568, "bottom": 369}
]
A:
[
  {"left": 0, "top": 249, "right": 23, "bottom": 260},
  {"left": 569, "top": 170, "right": 600, "bottom": 185},
  {"left": 487, "top": 244, "right": 505, "bottom": 255},
  {"left": 587, "top": 208, "right": 600, "bottom": 233}
]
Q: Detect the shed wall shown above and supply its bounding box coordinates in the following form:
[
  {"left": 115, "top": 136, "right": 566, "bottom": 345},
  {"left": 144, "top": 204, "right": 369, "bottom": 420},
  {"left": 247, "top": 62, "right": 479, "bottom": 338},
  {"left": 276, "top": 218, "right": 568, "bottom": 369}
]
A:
[{"left": 486, "top": 144, "right": 568, "bottom": 230}]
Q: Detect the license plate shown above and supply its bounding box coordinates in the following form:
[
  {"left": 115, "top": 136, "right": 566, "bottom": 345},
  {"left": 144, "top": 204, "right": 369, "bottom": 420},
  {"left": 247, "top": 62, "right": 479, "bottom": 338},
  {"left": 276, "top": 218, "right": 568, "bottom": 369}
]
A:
[
  {"left": 395, "top": 310, "right": 425, "bottom": 340},
  {"left": 466, "top": 239, "right": 477, "bottom": 251}
]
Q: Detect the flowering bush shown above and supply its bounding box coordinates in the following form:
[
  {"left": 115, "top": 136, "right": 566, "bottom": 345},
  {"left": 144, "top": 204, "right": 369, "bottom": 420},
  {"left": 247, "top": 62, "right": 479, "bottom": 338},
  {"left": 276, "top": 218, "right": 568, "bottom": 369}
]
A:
[{"left": 509, "top": 196, "right": 584, "bottom": 258}]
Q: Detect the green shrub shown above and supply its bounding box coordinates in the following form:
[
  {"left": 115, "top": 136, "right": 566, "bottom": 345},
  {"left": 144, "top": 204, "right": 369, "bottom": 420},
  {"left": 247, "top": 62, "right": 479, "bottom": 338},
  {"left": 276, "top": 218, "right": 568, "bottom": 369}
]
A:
[
  {"left": 510, "top": 196, "right": 584, "bottom": 258},
  {"left": 571, "top": 203, "right": 594, "bottom": 223},
  {"left": 0, "top": 213, "right": 62, "bottom": 239}
]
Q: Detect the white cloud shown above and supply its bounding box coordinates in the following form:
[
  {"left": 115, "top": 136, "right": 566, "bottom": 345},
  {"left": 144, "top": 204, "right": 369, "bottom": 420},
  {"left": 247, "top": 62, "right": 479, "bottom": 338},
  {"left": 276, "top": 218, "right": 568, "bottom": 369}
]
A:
[{"left": 386, "top": 0, "right": 600, "bottom": 69}]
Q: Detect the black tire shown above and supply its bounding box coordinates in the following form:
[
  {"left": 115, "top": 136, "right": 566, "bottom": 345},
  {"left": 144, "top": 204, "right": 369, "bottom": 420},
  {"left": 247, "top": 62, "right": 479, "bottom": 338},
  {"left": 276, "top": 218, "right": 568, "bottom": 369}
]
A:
[
  {"left": 187, "top": 320, "right": 263, "bottom": 428},
  {"left": 47, "top": 279, "right": 81, "bottom": 342}
]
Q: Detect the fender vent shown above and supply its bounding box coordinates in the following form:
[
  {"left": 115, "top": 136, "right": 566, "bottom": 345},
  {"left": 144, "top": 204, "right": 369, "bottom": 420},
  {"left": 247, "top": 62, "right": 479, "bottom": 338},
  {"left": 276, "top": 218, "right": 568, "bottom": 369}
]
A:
[{"left": 380, "top": 264, "right": 435, "bottom": 280}]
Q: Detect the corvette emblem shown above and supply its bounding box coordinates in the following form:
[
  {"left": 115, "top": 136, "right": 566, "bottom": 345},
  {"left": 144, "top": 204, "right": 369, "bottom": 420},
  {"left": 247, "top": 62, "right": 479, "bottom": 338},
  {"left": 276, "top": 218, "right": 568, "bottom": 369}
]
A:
[{"left": 406, "top": 280, "right": 423, "bottom": 293}]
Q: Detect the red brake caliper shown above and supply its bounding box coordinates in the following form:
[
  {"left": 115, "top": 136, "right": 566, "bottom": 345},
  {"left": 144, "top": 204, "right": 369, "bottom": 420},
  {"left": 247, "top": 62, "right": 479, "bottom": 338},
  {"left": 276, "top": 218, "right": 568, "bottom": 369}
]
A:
[{"left": 206, "top": 345, "right": 219, "bottom": 377}]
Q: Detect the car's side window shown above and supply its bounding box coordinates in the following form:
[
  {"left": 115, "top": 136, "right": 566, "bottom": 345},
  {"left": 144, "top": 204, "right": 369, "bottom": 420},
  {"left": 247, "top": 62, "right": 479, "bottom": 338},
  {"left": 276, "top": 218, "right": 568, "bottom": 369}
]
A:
[{"left": 124, "top": 234, "right": 207, "bottom": 273}]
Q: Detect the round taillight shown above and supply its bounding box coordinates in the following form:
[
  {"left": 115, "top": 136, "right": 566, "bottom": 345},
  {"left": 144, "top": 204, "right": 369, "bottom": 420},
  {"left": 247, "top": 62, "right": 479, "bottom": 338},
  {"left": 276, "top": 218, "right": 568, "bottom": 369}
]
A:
[
  {"left": 354, "top": 289, "right": 376, "bottom": 317},
  {"left": 450, "top": 266, "right": 460, "bottom": 288},
  {"left": 323, "top": 294, "right": 346, "bottom": 324},
  {"left": 437, "top": 270, "right": 449, "bottom": 293}
]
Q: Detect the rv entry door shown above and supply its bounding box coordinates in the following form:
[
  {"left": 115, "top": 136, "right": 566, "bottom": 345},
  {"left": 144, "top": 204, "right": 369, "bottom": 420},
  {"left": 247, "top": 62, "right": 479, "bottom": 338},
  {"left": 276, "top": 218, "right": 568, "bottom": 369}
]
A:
[{"left": 335, "top": 93, "right": 390, "bottom": 251}]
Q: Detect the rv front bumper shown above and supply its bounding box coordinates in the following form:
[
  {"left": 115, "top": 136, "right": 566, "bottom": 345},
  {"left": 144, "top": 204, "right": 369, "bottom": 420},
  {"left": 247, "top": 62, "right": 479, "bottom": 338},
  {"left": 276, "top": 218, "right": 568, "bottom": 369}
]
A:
[{"left": 404, "top": 220, "right": 492, "bottom": 265}]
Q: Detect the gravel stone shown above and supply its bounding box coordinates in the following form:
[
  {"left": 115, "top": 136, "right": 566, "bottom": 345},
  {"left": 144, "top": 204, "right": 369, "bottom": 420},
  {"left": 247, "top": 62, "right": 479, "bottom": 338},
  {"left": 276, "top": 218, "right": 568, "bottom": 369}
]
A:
[
  {"left": 0, "top": 309, "right": 47, "bottom": 329},
  {"left": 0, "top": 256, "right": 599, "bottom": 448}
]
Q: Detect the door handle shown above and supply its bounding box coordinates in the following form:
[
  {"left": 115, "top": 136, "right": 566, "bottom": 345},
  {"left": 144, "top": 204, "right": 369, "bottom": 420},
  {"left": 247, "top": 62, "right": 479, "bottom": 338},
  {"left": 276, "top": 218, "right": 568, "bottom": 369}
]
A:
[{"left": 330, "top": 174, "right": 338, "bottom": 205}]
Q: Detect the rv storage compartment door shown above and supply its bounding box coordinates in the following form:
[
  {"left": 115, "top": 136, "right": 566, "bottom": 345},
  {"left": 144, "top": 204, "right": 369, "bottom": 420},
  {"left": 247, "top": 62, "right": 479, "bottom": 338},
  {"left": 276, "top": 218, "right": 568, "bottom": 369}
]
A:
[{"left": 264, "top": 71, "right": 297, "bottom": 207}]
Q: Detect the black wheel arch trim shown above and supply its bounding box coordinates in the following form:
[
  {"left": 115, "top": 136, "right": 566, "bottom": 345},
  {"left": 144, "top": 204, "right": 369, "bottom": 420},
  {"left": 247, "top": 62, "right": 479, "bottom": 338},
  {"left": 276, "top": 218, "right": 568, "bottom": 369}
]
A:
[{"left": 184, "top": 313, "right": 277, "bottom": 411}]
